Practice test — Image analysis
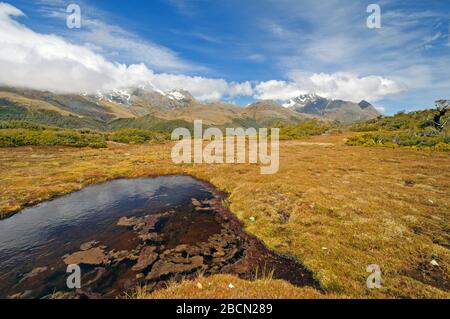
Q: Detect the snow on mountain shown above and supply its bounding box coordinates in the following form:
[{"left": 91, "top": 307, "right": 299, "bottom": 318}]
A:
[
  {"left": 167, "top": 90, "right": 187, "bottom": 101},
  {"left": 282, "top": 93, "right": 381, "bottom": 123},
  {"left": 282, "top": 93, "right": 321, "bottom": 109}
]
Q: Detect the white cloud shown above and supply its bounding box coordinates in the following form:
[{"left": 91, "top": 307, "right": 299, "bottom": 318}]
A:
[
  {"left": 0, "top": 3, "right": 251, "bottom": 101},
  {"left": 228, "top": 81, "right": 253, "bottom": 97},
  {"left": 78, "top": 19, "right": 203, "bottom": 73},
  {"left": 254, "top": 72, "right": 402, "bottom": 102},
  {"left": 373, "top": 105, "right": 385, "bottom": 113},
  {"left": 254, "top": 80, "right": 303, "bottom": 100},
  {"left": 36, "top": 0, "right": 200, "bottom": 73},
  {"left": 0, "top": 2, "right": 410, "bottom": 106}
]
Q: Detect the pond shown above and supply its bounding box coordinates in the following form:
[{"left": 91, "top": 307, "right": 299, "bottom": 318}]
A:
[{"left": 0, "top": 175, "right": 318, "bottom": 299}]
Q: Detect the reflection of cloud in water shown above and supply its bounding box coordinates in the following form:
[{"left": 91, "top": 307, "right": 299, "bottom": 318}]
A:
[{"left": 0, "top": 176, "right": 208, "bottom": 268}]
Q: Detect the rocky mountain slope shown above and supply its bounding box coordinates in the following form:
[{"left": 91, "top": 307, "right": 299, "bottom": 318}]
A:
[
  {"left": 0, "top": 86, "right": 379, "bottom": 131},
  {"left": 283, "top": 94, "right": 380, "bottom": 123}
]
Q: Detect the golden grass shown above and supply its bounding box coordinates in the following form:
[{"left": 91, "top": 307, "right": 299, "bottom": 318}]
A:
[
  {"left": 131, "top": 274, "right": 335, "bottom": 299},
  {"left": 0, "top": 133, "right": 449, "bottom": 298}
]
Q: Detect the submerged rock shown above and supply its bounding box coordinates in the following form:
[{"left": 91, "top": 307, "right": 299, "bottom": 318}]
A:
[
  {"left": 117, "top": 216, "right": 138, "bottom": 227},
  {"left": 63, "top": 247, "right": 108, "bottom": 266},
  {"left": 108, "top": 249, "right": 136, "bottom": 263},
  {"left": 146, "top": 256, "right": 204, "bottom": 280},
  {"left": 132, "top": 247, "right": 158, "bottom": 272},
  {"left": 143, "top": 214, "right": 164, "bottom": 232},
  {"left": 24, "top": 266, "right": 48, "bottom": 279}
]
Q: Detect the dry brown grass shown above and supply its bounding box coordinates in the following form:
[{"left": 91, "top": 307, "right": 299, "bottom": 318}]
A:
[
  {"left": 0, "top": 133, "right": 449, "bottom": 298},
  {"left": 131, "top": 274, "right": 335, "bottom": 299}
]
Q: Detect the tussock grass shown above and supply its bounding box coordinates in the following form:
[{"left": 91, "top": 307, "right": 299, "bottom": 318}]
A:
[
  {"left": 0, "top": 133, "right": 448, "bottom": 298},
  {"left": 131, "top": 274, "right": 334, "bottom": 299}
]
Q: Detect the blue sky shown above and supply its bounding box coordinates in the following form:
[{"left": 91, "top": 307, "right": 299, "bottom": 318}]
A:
[{"left": 2, "top": 0, "right": 450, "bottom": 114}]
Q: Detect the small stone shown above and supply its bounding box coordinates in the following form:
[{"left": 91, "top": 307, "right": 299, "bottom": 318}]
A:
[
  {"left": 321, "top": 247, "right": 328, "bottom": 250},
  {"left": 196, "top": 282, "right": 203, "bottom": 290},
  {"left": 430, "top": 259, "right": 439, "bottom": 267},
  {"left": 228, "top": 283, "right": 235, "bottom": 289},
  {"left": 136, "top": 273, "right": 144, "bottom": 280},
  {"left": 249, "top": 216, "right": 256, "bottom": 222}
]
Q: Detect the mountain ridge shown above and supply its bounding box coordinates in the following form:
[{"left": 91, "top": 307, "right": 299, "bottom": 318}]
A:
[
  {"left": 0, "top": 86, "right": 380, "bottom": 131},
  {"left": 282, "top": 94, "right": 381, "bottom": 123}
]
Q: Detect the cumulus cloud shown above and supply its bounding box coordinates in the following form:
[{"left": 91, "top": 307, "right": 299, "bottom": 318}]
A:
[
  {"left": 0, "top": 2, "right": 403, "bottom": 104},
  {"left": 145, "top": 74, "right": 252, "bottom": 101},
  {"left": 0, "top": 3, "right": 251, "bottom": 101},
  {"left": 254, "top": 80, "right": 303, "bottom": 100},
  {"left": 254, "top": 72, "right": 402, "bottom": 102},
  {"left": 41, "top": 7, "right": 201, "bottom": 73}
]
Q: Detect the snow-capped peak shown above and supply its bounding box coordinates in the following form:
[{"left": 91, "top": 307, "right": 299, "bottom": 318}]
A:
[
  {"left": 167, "top": 90, "right": 187, "bottom": 101},
  {"left": 283, "top": 93, "right": 322, "bottom": 108},
  {"left": 146, "top": 83, "right": 167, "bottom": 96},
  {"left": 89, "top": 85, "right": 194, "bottom": 108}
]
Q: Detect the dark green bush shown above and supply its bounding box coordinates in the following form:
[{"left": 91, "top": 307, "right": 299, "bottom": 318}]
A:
[
  {"left": 346, "top": 130, "right": 450, "bottom": 151},
  {"left": 276, "top": 120, "right": 331, "bottom": 140},
  {"left": 350, "top": 109, "right": 450, "bottom": 132},
  {"left": 109, "top": 128, "right": 170, "bottom": 144},
  {"left": 0, "top": 128, "right": 107, "bottom": 148}
]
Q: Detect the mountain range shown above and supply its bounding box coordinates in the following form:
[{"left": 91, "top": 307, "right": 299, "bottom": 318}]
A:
[
  {"left": 282, "top": 93, "right": 380, "bottom": 123},
  {"left": 0, "top": 86, "right": 380, "bottom": 131}
]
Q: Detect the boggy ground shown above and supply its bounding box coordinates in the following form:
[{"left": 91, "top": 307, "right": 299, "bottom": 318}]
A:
[
  {"left": 20, "top": 186, "right": 316, "bottom": 299},
  {"left": 0, "top": 133, "right": 449, "bottom": 298}
]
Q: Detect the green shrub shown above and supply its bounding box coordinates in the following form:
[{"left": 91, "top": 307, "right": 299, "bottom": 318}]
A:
[
  {"left": 346, "top": 130, "right": 450, "bottom": 151},
  {"left": 350, "top": 109, "right": 450, "bottom": 132},
  {"left": 276, "top": 120, "right": 331, "bottom": 140},
  {"left": 109, "top": 128, "right": 170, "bottom": 144},
  {"left": 0, "top": 128, "right": 107, "bottom": 148}
]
